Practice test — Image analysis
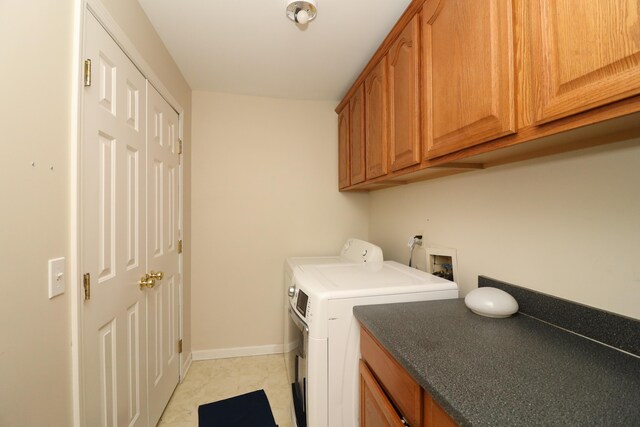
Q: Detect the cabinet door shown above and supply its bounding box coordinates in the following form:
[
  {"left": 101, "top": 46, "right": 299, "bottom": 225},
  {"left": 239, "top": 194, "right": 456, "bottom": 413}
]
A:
[
  {"left": 365, "top": 58, "right": 389, "bottom": 180},
  {"left": 360, "top": 361, "right": 405, "bottom": 427},
  {"left": 389, "top": 15, "right": 421, "bottom": 172},
  {"left": 361, "top": 328, "right": 422, "bottom": 427},
  {"left": 423, "top": 0, "right": 515, "bottom": 159},
  {"left": 423, "top": 393, "right": 457, "bottom": 427},
  {"left": 350, "top": 85, "right": 366, "bottom": 185},
  {"left": 532, "top": 0, "right": 640, "bottom": 124},
  {"left": 338, "top": 106, "right": 350, "bottom": 189}
]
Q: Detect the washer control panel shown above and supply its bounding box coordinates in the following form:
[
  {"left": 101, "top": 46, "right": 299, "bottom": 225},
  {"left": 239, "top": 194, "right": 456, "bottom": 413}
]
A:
[
  {"left": 340, "top": 238, "right": 383, "bottom": 263},
  {"left": 296, "top": 289, "right": 309, "bottom": 318}
]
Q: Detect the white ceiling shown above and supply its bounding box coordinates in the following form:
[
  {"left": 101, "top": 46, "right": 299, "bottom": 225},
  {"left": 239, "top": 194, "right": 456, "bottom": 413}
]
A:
[{"left": 137, "top": 0, "right": 413, "bottom": 101}]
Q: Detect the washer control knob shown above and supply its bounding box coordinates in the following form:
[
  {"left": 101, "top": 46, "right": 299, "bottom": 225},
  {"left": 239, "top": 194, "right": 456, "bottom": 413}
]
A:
[{"left": 288, "top": 286, "right": 296, "bottom": 297}]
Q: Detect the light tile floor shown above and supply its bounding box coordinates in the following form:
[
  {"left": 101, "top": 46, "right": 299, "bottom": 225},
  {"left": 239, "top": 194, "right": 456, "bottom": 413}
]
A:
[{"left": 158, "top": 354, "right": 292, "bottom": 427}]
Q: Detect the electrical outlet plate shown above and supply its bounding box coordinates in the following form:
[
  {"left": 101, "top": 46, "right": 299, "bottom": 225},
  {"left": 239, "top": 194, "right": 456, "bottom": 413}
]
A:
[{"left": 48, "top": 257, "right": 65, "bottom": 299}]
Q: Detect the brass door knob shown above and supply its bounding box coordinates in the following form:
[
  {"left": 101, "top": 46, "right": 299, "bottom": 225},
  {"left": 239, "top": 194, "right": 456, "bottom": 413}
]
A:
[
  {"left": 149, "top": 270, "right": 164, "bottom": 280},
  {"left": 139, "top": 274, "right": 156, "bottom": 289}
]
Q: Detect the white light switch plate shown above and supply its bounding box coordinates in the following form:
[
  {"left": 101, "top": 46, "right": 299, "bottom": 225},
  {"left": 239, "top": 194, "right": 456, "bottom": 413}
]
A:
[{"left": 48, "top": 257, "right": 65, "bottom": 299}]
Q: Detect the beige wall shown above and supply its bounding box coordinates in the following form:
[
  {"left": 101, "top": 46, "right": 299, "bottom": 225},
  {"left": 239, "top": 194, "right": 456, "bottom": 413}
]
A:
[
  {"left": 191, "top": 91, "right": 369, "bottom": 352},
  {"left": 369, "top": 138, "right": 640, "bottom": 320},
  {"left": 0, "top": 0, "right": 191, "bottom": 425},
  {"left": 0, "top": 1, "right": 74, "bottom": 425}
]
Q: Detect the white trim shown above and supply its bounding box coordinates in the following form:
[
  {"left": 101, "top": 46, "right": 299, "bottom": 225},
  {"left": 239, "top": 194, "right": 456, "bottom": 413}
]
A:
[
  {"left": 178, "top": 111, "right": 185, "bottom": 380},
  {"left": 180, "top": 353, "right": 193, "bottom": 382},
  {"left": 70, "top": 1, "right": 85, "bottom": 426},
  {"left": 192, "top": 344, "right": 285, "bottom": 361},
  {"left": 284, "top": 340, "right": 298, "bottom": 353}
]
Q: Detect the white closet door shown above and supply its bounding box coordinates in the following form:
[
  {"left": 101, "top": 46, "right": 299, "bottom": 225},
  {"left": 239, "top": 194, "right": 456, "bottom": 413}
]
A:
[
  {"left": 82, "top": 11, "right": 148, "bottom": 427},
  {"left": 146, "top": 82, "right": 181, "bottom": 427}
]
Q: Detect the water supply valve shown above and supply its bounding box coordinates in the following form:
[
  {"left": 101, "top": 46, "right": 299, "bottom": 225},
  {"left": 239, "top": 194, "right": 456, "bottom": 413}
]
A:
[{"left": 407, "top": 235, "right": 423, "bottom": 267}]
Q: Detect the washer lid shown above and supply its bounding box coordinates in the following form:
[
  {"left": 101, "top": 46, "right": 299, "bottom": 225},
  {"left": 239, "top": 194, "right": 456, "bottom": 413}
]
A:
[
  {"left": 287, "top": 239, "right": 384, "bottom": 269},
  {"left": 287, "top": 256, "right": 343, "bottom": 268},
  {"left": 299, "top": 261, "right": 457, "bottom": 298}
]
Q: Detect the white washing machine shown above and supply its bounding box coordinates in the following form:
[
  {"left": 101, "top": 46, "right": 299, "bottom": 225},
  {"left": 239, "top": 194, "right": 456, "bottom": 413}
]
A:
[
  {"left": 284, "top": 240, "right": 458, "bottom": 427},
  {"left": 284, "top": 238, "right": 384, "bottom": 280}
]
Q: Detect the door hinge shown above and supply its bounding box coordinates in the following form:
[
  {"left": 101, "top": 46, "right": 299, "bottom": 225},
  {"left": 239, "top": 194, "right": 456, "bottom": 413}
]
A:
[
  {"left": 178, "top": 240, "right": 183, "bottom": 254},
  {"left": 83, "top": 273, "right": 91, "bottom": 301},
  {"left": 178, "top": 339, "right": 183, "bottom": 354},
  {"left": 178, "top": 139, "right": 183, "bottom": 155},
  {"left": 83, "top": 59, "right": 92, "bottom": 87}
]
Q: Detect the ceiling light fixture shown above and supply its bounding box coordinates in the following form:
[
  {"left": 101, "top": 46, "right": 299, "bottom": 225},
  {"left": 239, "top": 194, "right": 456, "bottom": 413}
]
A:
[{"left": 286, "top": 0, "right": 317, "bottom": 25}]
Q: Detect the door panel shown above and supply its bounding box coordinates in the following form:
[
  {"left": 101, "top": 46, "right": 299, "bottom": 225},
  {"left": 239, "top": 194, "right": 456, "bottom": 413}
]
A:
[
  {"left": 423, "top": 0, "right": 515, "bottom": 159},
  {"left": 365, "top": 58, "right": 389, "bottom": 180},
  {"left": 349, "top": 85, "right": 366, "bottom": 185},
  {"left": 532, "top": 0, "right": 640, "bottom": 123},
  {"left": 338, "top": 107, "right": 350, "bottom": 189},
  {"left": 83, "top": 12, "right": 181, "bottom": 427},
  {"left": 389, "top": 15, "right": 421, "bottom": 171},
  {"left": 360, "top": 361, "right": 404, "bottom": 427},
  {"left": 146, "top": 83, "right": 181, "bottom": 427},
  {"left": 82, "top": 11, "right": 148, "bottom": 427}
]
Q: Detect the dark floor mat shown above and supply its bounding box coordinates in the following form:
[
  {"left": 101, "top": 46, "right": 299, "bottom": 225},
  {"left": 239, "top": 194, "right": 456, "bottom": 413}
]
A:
[{"left": 198, "top": 389, "right": 278, "bottom": 427}]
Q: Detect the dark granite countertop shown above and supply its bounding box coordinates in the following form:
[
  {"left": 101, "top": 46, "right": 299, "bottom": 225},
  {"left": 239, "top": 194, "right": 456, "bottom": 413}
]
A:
[{"left": 354, "top": 299, "right": 640, "bottom": 426}]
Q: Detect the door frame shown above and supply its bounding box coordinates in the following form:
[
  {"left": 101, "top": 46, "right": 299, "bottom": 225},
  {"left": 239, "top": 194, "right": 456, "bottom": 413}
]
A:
[{"left": 70, "top": 1, "right": 186, "bottom": 425}]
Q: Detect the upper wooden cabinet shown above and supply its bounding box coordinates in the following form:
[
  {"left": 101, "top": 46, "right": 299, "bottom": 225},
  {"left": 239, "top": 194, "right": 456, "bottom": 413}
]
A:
[
  {"left": 365, "top": 58, "right": 389, "bottom": 180},
  {"left": 389, "top": 15, "right": 421, "bottom": 172},
  {"left": 337, "top": 106, "right": 350, "bottom": 190},
  {"left": 422, "top": 0, "right": 516, "bottom": 159},
  {"left": 349, "top": 85, "right": 366, "bottom": 185},
  {"left": 336, "top": 0, "right": 640, "bottom": 191},
  {"left": 531, "top": 0, "right": 640, "bottom": 124}
]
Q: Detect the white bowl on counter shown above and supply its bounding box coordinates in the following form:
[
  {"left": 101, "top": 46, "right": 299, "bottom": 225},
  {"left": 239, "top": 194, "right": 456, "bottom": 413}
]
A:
[{"left": 465, "top": 287, "right": 519, "bottom": 318}]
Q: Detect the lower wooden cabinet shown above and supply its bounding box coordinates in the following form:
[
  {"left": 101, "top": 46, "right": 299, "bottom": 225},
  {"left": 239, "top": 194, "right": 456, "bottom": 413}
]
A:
[
  {"left": 423, "top": 393, "right": 457, "bottom": 427},
  {"left": 360, "top": 326, "right": 422, "bottom": 426},
  {"left": 360, "top": 326, "right": 458, "bottom": 427},
  {"left": 360, "top": 361, "right": 406, "bottom": 427}
]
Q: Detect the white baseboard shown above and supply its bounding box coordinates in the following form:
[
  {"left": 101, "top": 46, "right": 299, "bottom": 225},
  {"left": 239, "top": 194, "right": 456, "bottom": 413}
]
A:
[
  {"left": 283, "top": 340, "right": 297, "bottom": 353},
  {"left": 192, "top": 344, "right": 284, "bottom": 361},
  {"left": 180, "top": 353, "right": 193, "bottom": 382}
]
